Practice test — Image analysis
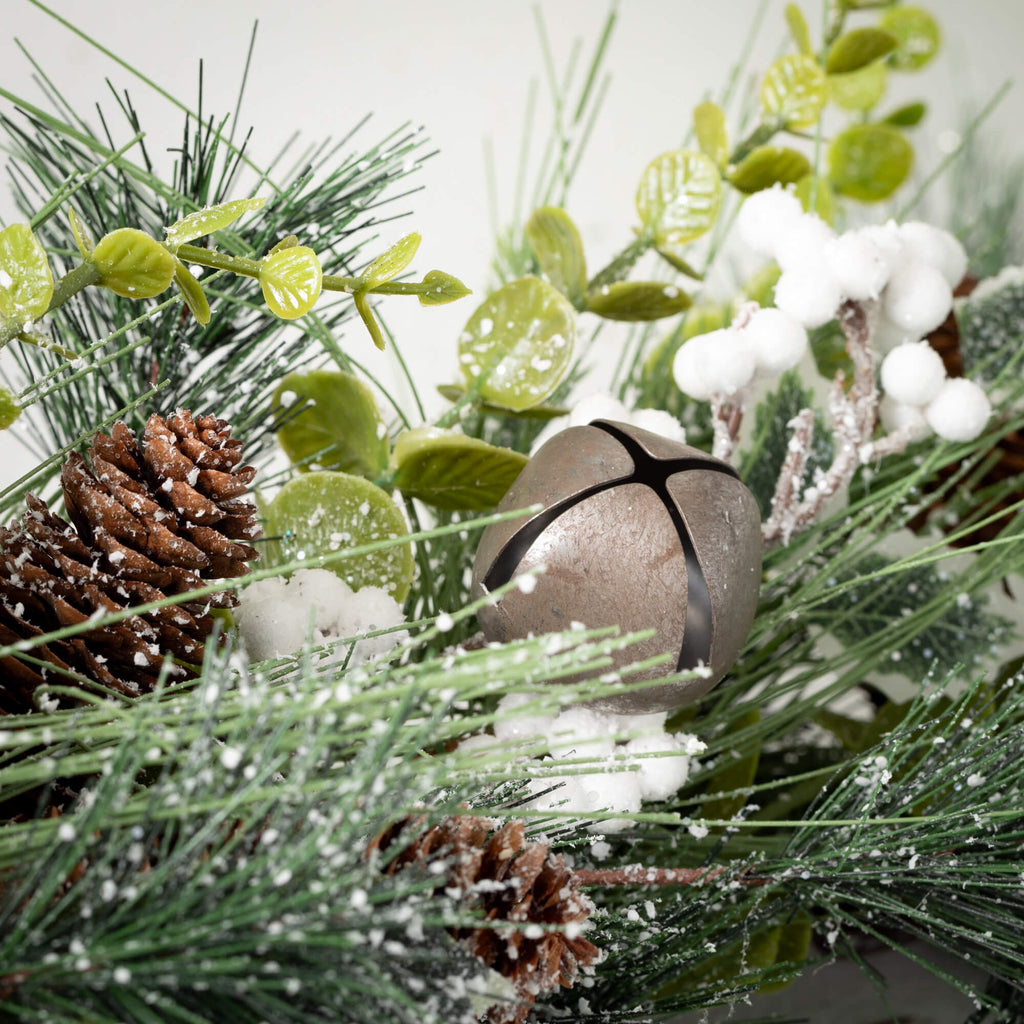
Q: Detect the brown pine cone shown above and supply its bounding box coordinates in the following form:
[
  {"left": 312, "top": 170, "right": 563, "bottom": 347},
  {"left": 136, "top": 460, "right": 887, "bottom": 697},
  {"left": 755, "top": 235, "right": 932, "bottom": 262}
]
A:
[
  {"left": 0, "top": 411, "right": 260, "bottom": 712},
  {"left": 370, "top": 815, "right": 600, "bottom": 1024}
]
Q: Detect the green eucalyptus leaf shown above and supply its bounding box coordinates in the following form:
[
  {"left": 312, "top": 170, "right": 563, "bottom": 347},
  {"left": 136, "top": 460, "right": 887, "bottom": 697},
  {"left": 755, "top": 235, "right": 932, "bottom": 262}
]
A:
[
  {"left": 173, "top": 260, "right": 211, "bottom": 325},
  {"left": 654, "top": 247, "right": 703, "bottom": 280},
  {"left": 728, "top": 146, "right": 811, "bottom": 194},
  {"left": 828, "top": 59, "right": 888, "bottom": 112},
  {"left": 391, "top": 428, "right": 528, "bottom": 511},
  {"left": 457, "top": 275, "right": 575, "bottom": 412},
  {"left": 879, "top": 5, "right": 941, "bottom": 70},
  {"left": 417, "top": 269, "right": 472, "bottom": 305},
  {"left": 259, "top": 245, "right": 323, "bottom": 319},
  {"left": 273, "top": 369, "right": 388, "bottom": 479},
  {"left": 793, "top": 174, "right": 837, "bottom": 224},
  {"left": 826, "top": 26, "right": 899, "bottom": 74},
  {"left": 524, "top": 206, "right": 587, "bottom": 305},
  {"left": 760, "top": 53, "right": 827, "bottom": 130},
  {"left": 93, "top": 228, "right": 176, "bottom": 299},
  {"left": 784, "top": 3, "right": 813, "bottom": 54},
  {"left": 362, "top": 232, "right": 421, "bottom": 289},
  {"left": 636, "top": 149, "right": 722, "bottom": 249},
  {"left": 0, "top": 386, "right": 21, "bottom": 429},
  {"left": 585, "top": 280, "right": 692, "bottom": 322},
  {"left": 883, "top": 101, "right": 927, "bottom": 127},
  {"left": 828, "top": 122, "right": 914, "bottom": 201},
  {"left": 0, "top": 223, "right": 53, "bottom": 320},
  {"left": 265, "top": 470, "right": 414, "bottom": 600},
  {"left": 164, "top": 196, "right": 266, "bottom": 250},
  {"left": 693, "top": 101, "right": 729, "bottom": 168},
  {"left": 437, "top": 384, "right": 569, "bottom": 420},
  {"left": 740, "top": 263, "right": 782, "bottom": 308},
  {"left": 68, "top": 208, "right": 95, "bottom": 258}
]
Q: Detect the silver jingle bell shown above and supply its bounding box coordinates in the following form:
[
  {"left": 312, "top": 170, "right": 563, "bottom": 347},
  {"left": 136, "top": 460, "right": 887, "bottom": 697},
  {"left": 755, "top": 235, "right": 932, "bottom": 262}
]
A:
[{"left": 470, "top": 419, "right": 762, "bottom": 714}]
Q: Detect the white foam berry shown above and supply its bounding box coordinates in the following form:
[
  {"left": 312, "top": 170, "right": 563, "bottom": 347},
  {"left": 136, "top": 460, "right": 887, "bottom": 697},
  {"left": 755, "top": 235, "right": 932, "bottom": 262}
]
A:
[
  {"left": 879, "top": 394, "right": 931, "bottom": 437},
  {"left": 743, "top": 306, "right": 808, "bottom": 375},
  {"left": 856, "top": 220, "right": 904, "bottom": 277},
  {"left": 897, "top": 221, "right": 969, "bottom": 288},
  {"left": 672, "top": 333, "right": 716, "bottom": 400},
  {"left": 824, "top": 231, "right": 890, "bottom": 301},
  {"left": 736, "top": 184, "right": 805, "bottom": 257},
  {"left": 925, "top": 378, "right": 991, "bottom": 442},
  {"left": 773, "top": 262, "right": 844, "bottom": 328},
  {"left": 700, "top": 327, "right": 757, "bottom": 395},
  {"left": 882, "top": 261, "right": 953, "bottom": 336},
  {"left": 879, "top": 340, "right": 947, "bottom": 406},
  {"left": 774, "top": 212, "right": 837, "bottom": 272}
]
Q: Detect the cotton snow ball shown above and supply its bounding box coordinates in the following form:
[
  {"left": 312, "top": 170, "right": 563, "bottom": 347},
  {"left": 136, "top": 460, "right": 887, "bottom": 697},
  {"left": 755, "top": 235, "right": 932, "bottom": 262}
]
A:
[
  {"left": 696, "top": 327, "right": 756, "bottom": 396},
  {"left": 672, "top": 333, "right": 716, "bottom": 400},
  {"left": 857, "top": 220, "right": 904, "bottom": 276},
  {"left": 824, "top": 231, "right": 890, "bottom": 301},
  {"left": 774, "top": 212, "right": 836, "bottom": 272},
  {"left": 882, "top": 261, "right": 953, "bottom": 336},
  {"left": 631, "top": 407, "right": 687, "bottom": 444},
  {"left": 736, "top": 184, "right": 805, "bottom": 258},
  {"left": 925, "top": 378, "right": 991, "bottom": 442},
  {"left": 547, "top": 707, "right": 616, "bottom": 759},
  {"left": 622, "top": 732, "right": 693, "bottom": 801},
  {"left": 897, "top": 221, "right": 969, "bottom": 288},
  {"left": 743, "top": 306, "right": 808, "bottom": 376},
  {"left": 236, "top": 568, "right": 406, "bottom": 663},
  {"left": 493, "top": 692, "right": 557, "bottom": 742},
  {"left": 880, "top": 341, "right": 947, "bottom": 406},
  {"left": 879, "top": 394, "right": 930, "bottom": 437},
  {"left": 773, "top": 263, "right": 843, "bottom": 329},
  {"left": 577, "top": 770, "right": 643, "bottom": 833},
  {"left": 526, "top": 771, "right": 587, "bottom": 812},
  {"left": 569, "top": 392, "right": 632, "bottom": 427}
]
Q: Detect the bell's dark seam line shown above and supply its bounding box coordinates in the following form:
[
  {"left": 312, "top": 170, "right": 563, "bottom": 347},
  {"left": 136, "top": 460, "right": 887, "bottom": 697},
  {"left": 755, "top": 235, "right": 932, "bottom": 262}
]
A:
[{"left": 590, "top": 421, "right": 720, "bottom": 671}]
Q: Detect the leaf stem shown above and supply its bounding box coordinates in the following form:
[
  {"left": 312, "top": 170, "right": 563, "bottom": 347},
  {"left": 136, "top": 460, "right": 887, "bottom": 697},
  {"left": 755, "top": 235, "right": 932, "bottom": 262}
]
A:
[{"left": 175, "top": 242, "right": 261, "bottom": 279}]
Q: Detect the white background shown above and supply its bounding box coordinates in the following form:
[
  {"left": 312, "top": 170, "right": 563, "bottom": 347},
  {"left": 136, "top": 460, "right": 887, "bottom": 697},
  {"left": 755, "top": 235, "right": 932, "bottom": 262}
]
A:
[{"left": 1, "top": 0, "right": 1021, "bottom": 489}]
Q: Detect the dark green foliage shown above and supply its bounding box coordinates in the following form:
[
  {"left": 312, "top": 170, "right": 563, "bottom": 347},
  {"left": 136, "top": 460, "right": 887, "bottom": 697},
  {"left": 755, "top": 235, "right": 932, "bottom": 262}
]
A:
[{"left": 956, "top": 267, "right": 1024, "bottom": 382}]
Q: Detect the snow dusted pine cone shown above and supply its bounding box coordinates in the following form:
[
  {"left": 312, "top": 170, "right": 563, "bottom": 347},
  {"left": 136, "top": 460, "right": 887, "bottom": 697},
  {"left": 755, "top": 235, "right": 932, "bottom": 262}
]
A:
[
  {"left": 370, "top": 815, "right": 600, "bottom": 1024},
  {"left": 0, "top": 411, "right": 260, "bottom": 711}
]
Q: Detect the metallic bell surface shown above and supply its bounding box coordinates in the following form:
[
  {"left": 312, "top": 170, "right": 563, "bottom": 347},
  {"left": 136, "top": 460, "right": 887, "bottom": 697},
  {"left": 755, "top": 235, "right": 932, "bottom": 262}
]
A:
[{"left": 470, "top": 419, "right": 762, "bottom": 714}]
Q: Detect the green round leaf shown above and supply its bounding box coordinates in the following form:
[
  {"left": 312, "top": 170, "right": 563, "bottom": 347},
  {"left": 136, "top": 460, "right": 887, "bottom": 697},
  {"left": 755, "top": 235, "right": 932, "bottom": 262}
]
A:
[
  {"left": 273, "top": 369, "right": 388, "bottom": 479},
  {"left": 828, "top": 123, "right": 914, "bottom": 202},
  {"left": 760, "top": 53, "right": 827, "bottom": 130},
  {"left": 693, "top": 101, "right": 729, "bottom": 168},
  {"left": 793, "top": 175, "right": 837, "bottom": 225},
  {"left": 259, "top": 245, "right": 323, "bottom": 319},
  {"left": 417, "top": 269, "right": 472, "bottom": 305},
  {"left": 164, "top": 196, "right": 266, "bottom": 250},
  {"left": 457, "top": 275, "right": 575, "bottom": 412},
  {"left": 879, "top": 6, "right": 941, "bottom": 70},
  {"left": 636, "top": 149, "right": 722, "bottom": 248},
  {"left": 585, "top": 280, "right": 692, "bottom": 322},
  {"left": 0, "top": 386, "right": 21, "bottom": 429},
  {"left": 437, "top": 384, "right": 568, "bottom": 421},
  {"left": 681, "top": 302, "right": 729, "bottom": 341},
  {"left": 728, "top": 146, "right": 812, "bottom": 194},
  {"left": 740, "top": 264, "right": 783, "bottom": 309},
  {"left": 882, "top": 101, "right": 927, "bottom": 127},
  {"left": 828, "top": 59, "right": 888, "bottom": 112},
  {"left": 93, "top": 228, "right": 176, "bottom": 299},
  {"left": 0, "top": 223, "right": 53, "bottom": 320},
  {"left": 266, "top": 470, "right": 413, "bottom": 600},
  {"left": 525, "top": 206, "right": 587, "bottom": 305},
  {"left": 362, "top": 233, "right": 421, "bottom": 289},
  {"left": 825, "top": 27, "right": 899, "bottom": 75},
  {"left": 391, "top": 428, "right": 528, "bottom": 511}
]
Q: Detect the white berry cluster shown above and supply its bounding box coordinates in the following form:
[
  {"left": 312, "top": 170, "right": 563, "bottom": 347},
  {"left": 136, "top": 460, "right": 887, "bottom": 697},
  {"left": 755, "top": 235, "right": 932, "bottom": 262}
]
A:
[{"left": 672, "top": 184, "right": 991, "bottom": 443}]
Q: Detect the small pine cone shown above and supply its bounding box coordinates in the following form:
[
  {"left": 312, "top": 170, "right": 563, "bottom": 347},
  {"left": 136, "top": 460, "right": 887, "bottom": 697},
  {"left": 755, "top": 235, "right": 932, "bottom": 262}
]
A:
[
  {"left": 0, "top": 411, "right": 260, "bottom": 712},
  {"left": 371, "top": 815, "right": 600, "bottom": 1024}
]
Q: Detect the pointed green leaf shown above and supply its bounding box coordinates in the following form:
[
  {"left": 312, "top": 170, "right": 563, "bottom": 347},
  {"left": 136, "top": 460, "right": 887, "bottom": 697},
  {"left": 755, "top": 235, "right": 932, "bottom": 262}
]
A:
[
  {"left": 0, "top": 223, "right": 53, "bottom": 319},
  {"left": 164, "top": 196, "right": 266, "bottom": 250},
  {"left": 636, "top": 149, "right": 722, "bottom": 249},
  {"left": 437, "top": 384, "right": 568, "bottom": 420},
  {"left": 273, "top": 369, "right": 388, "bottom": 479},
  {"left": 654, "top": 247, "right": 703, "bottom": 280},
  {"left": 693, "top": 101, "right": 729, "bottom": 168},
  {"left": 785, "top": 3, "right": 813, "bottom": 54},
  {"left": 525, "top": 207, "right": 587, "bottom": 305},
  {"left": 760, "top": 53, "right": 827, "bottom": 129},
  {"left": 828, "top": 59, "right": 888, "bottom": 112},
  {"left": 879, "top": 5, "right": 941, "bottom": 70},
  {"left": 362, "top": 233, "right": 421, "bottom": 289},
  {"left": 173, "top": 260, "right": 211, "bottom": 325},
  {"left": 0, "top": 386, "right": 21, "bottom": 429},
  {"left": 417, "top": 269, "right": 471, "bottom": 305},
  {"left": 391, "top": 428, "right": 528, "bottom": 511},
  {"left": 93, "top": 228, "right": 176, "bottom": 299},
  {"left": 265, "top": 470, "right": 414, "bottom": 600},
  {"left": 826, "top": 27, "right": 899, "bottom": 74},
  {"left": 828, "top": 122, "right": 914, "bottom": 201},
  {"left": 728, "top": 146, "right": 812, "bottom": 194},
  {"left": 68, "top": 208, "right": 95, "bottom": 258},
  {"left": 883, "top": 101, "right": 927, "bottom": 127},
  {"left": 457, "top": 275, "right": 575, "bottom": 412},
  {"left": 585, "top": 280, "right": 692, "bottom": 322},
  {"left": 268, "top": 234, "right": 300, "bottom": 255},
  {"left": 259, "top": 245, "right": 323, "bottom": 319}
]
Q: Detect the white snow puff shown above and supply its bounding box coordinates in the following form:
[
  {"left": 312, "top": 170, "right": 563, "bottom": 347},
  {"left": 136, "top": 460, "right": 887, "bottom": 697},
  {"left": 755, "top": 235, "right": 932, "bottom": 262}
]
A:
[
  {"left": 924, "top": 378, "right": 992, "bottom": 442},
  {"left": 879, "top": 340, "right": 947, "bottom": 407},
  {"left": 882, "top": 261, "right": 953, "bottom": 337},
  {"left": 235, "top": 568, "right": 407, "bottom": 664},
  {"left": 736, "top": 184, "right": 805, "bottom": 258}
]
